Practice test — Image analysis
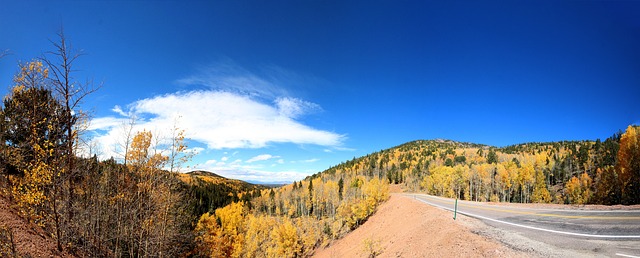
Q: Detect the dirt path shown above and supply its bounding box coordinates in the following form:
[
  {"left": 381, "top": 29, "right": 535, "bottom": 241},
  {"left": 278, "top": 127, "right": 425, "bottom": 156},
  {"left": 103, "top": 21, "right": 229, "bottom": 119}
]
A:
[
  {"left": 313, "top": 194, "right": 525, "bottom": 258},
  {"left": 0, "top": 196, "right": 73, "bottom": 257}
]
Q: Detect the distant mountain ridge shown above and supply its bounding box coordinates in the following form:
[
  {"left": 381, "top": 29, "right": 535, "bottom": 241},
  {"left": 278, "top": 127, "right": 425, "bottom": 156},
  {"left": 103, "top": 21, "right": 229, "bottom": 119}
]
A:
[
  {"left": 187, "top": 170, "right": 224, "bottom": 178},
  {"left": 179, "top": 170, "right": 263, "bottom": 191}
]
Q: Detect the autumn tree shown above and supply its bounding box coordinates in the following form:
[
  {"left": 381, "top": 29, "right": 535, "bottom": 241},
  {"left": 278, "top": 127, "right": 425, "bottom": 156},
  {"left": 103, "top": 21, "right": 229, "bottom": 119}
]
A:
[
  {"left": 2, "top": 60, "right": 68, "bottom": 251},
  {"left": 565, "top": 172, "right": 592, "bottom": 205},
  {"left": 268, "top": 218, "right": 301, "bottom": 257},
  {"left": 194, "top": 212, "right": 233, "bottom": 257},
  {"left": 616, "top": 125, "right": 640, "bottom": 204},
  {"left": 487, "top": 149, "right": 498, "bottom": 164},
  {"left": 593, "top": 166, "right": 621, "bottom": 205},
  {"left": 496, "top": 162, "right": 516, "bottom": 202},
  {"left": 531, "top": 168, "right": 551, "bottom": 203},
  {"left": 167, "top": 118, "right": 192, "bottom": 173},
  {"left": 517, "top": 164, "right": 534, "bottom": 203}
]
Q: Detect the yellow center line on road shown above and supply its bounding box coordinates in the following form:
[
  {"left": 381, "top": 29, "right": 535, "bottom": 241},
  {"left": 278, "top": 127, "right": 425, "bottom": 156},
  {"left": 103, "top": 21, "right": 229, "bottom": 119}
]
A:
[{"left": 415, "top": 195, "right": 640, "bottom": 220}]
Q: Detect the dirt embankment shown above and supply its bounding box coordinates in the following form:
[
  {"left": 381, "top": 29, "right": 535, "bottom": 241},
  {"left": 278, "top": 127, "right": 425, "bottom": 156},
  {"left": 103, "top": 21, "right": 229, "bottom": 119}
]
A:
[
  {"left": 313, "top": 194, "right": 525, "bottom": 258},
  {"left": 0, "top": 196, "right": 73, "bottom": 257}
]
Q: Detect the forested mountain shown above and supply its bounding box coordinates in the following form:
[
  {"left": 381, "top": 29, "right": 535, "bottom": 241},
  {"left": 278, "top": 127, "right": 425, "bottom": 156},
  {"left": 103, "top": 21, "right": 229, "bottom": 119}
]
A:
[
  {"left": 316, "top": 126, "right": 637, "bottom": 206},
  {"left": 193, "top": 125, "right": 638, "bottom": 257}
]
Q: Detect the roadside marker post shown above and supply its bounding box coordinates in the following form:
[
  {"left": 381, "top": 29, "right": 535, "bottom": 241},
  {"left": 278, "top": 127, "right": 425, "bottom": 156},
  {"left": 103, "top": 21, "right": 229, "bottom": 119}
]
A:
[{"left": 454, "top": 198, "right": 458, "bottom": 220}]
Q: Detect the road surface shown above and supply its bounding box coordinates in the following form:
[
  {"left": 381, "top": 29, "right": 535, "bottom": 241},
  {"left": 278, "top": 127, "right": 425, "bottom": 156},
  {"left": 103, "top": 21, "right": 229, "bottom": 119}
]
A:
[{"left": 408, "top": 193, "right": 640, "bottom": 257}]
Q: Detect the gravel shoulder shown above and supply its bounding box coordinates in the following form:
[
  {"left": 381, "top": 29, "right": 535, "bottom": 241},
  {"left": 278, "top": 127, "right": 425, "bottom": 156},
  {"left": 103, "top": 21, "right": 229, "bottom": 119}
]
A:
[{"left": 313, "top": 194, "right": 526, "bottom": 258}]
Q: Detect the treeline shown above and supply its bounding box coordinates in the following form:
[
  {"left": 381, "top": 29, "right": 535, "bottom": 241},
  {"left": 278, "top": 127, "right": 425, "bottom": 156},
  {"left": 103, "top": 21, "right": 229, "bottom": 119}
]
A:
[{"left": 0, "top": 32, "right": 251, "bottom": 257}]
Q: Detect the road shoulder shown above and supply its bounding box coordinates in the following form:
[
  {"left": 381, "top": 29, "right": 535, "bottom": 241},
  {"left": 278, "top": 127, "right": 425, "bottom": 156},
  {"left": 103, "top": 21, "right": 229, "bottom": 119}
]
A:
[{"left": 313, "top": 194, "right": 525, "bottom": 257}]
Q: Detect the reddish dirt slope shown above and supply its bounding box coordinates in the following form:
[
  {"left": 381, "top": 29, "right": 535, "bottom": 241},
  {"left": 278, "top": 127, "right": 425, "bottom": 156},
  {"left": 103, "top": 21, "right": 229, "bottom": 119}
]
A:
[
  {"left": 0, "top": 196, "right": 73, "bottom": 257},
  {"left": 313, "top": 194, "right": 524, "bottom": 258}
]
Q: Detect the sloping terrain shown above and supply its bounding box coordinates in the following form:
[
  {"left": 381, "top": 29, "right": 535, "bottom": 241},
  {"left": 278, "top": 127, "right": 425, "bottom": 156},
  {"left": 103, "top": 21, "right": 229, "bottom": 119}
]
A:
[
  {"left": 313, "top": 194, "right": 524, "bottom": 258},
  {"left": 0, "top": 196, "right": 73, "bottom": 257},
  {"left": 178, "top": 170, "right": 265, "bottom": 191}
]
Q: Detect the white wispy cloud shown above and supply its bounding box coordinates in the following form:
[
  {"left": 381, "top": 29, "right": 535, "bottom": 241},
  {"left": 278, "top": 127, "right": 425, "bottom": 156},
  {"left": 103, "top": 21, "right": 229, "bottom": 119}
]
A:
[
  {"left": 246, "top": 154, "right": 279, "bottom": 163},
  {"left": 184, "top": 147, "right": 204, "bottom": 155},
  {"left": 176, "top": 61, "right": 288, "bottom": 99},
  {"left": 111, "top": 105, "right": 129, "bottom": 117},
  {"left": 88, "top": 116, "right": 125, "bottom": 131},
  {"left": 275, "top": 98, "right": 321, "bottom": 118},
  {"left": 290, "top": 158, "right": 320, "bottom": 164}
]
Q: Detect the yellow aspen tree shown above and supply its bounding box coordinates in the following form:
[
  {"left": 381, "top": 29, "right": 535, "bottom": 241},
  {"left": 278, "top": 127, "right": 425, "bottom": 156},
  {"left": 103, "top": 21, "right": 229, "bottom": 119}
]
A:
[
  {"left": 496, "top": 162, "right": 510, "bottom": 202},
  {"left": 268, "top": 218, "right": 301, "bottom": 258},
  {"left": 295, "top": 216, "right": 323, "bottom": 255},
  {"left": 617, "top": 125, "right": 640, "bottom": 204},
  {"left": 531, "top": 168, "right": 552, "bottom": 203},
  {"left": 194, "top": 212, "right": 233, "bottom": 258},
  {"left": 518, "top": 163, "right": 535, "bottom": 203},
  {"left": 243, "top": 214, "right": 276, "bottom": 257},
  {"left": 215, "top": 201, "right": 246, "bottom": 257},
  {"left": 565, "top": 172, "right": 592, "bottom": 205}
]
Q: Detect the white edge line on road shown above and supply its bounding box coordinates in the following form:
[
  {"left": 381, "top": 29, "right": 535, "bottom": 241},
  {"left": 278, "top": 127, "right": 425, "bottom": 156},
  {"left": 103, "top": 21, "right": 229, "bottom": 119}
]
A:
[
  {"left": 616, "top": 253, "right": 640, "bottom": 258},
  {"left": 411, "top": 194, "right": 640, "bottom": 239},
  {"left": 415, "top": 194, "right": 639, "bottom": 213}
]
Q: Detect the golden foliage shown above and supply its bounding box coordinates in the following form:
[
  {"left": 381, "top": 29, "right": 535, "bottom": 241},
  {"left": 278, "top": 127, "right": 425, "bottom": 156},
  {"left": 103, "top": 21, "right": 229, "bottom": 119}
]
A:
[
  {"left": 194, "top": 212, "right": 233, "bottom": 258},
  {"left": 617, "top": 125, "right": 640, "bottom": 204},
  {"left": 362, "top": 236, "right": 382, "bottom": 258},
  {"left": 268, "top": 219, "right": 301, "bottom": 257},
  {"left": 565, "top": 173, "right": 592, "bottom": 205},
  {"left": 531, "top": 168, "right": 552, "bottom": 203},
  {"left": 194, "top": 173, "right": 390, "bottom": 257}
]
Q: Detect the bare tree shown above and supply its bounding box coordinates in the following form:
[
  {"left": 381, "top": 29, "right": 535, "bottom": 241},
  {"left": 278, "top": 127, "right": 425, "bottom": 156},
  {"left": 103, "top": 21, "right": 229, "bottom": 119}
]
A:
[
  {"left": 42, "top": 28, "right": 99, "bottom": 168},
  {"left": 115, "top": 115, "right": 137, "bottom": 165},
  {"left": 41, "top": 29, "right": 99, "bottom": 252}
]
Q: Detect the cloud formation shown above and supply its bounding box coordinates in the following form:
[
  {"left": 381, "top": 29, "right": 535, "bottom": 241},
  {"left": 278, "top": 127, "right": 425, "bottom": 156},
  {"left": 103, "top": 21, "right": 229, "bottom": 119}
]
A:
[
  {"left": 246, "top": 154, "right": 279, "bottom": 163},
  {"left": 87, "top": 63, "right": 344, "bottom": 182},
  {"left": 195, "top": 157, "right": 308, "bottom": 182},
  {"left": 175, "top": 62, "right": 289, "bottom": 99},
  {"left": 89, "top": 90, "right": 344, "bottom": 159}
]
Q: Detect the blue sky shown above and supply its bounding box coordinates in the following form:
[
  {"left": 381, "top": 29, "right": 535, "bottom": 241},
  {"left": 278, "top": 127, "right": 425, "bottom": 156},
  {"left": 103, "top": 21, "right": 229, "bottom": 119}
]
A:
[{"left": 1, "top": 1, "right": 639, "bottom": 183}]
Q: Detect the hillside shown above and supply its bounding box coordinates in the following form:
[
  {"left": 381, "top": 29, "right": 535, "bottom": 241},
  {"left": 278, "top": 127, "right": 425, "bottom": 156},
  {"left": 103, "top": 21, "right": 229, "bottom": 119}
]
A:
[
  {"left": 0, "top": 196, "right": 73, "bottom": 257},
  {"left": 178, "top": 170, "right": 267, "bottom": 217},
  {"left": 179, "top": 170, "right": 264, "bottom": 192},
  {"left": 313, "top": 194, "right": 523, "bottom": 258},
  {"left": 313, "top": 125, "right": 635, "bottom": 205}
]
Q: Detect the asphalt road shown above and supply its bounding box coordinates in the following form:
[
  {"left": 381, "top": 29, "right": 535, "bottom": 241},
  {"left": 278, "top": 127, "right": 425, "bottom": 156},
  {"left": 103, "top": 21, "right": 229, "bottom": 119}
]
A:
[{"left": 408, "top": 193, "right": 640, "bottom": 257}]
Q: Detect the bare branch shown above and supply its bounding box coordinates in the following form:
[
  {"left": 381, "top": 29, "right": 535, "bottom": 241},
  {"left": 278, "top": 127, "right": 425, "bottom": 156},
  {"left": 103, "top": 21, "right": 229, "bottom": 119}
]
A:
[{"left": 41, "top": 29, "right": 100, "bottom": 113}]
